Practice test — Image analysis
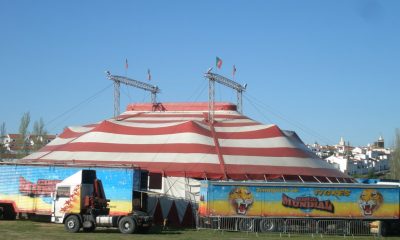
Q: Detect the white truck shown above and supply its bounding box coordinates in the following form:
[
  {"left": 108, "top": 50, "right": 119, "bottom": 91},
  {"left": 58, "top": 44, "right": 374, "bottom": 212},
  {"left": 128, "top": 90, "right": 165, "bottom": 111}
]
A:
[{"left": 53, "top": 169, "right": 152, "bottom": 233}]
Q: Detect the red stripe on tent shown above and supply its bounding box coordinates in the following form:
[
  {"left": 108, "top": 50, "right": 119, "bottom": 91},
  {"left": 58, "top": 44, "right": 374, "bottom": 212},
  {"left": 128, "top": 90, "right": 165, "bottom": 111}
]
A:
[
  {"left": 216, "top": 125, "right": 283, "bottom": 139},
  {"left": 221, "top": 147, "right": 311, "bottom": 158},
  {"left": 58, "top": 128, "right": 88, "bottom": 138},
  {"left": 125, "top": 120, "right": 197, "bottom": 124},
  {"left": 21, "top": 159, "right": 349, "bottom": 179},
  {"left": 213, "top": 122, "right": 261, "bottom": 127},
  {"left": 95, "top": 121, "right": 212, "bottom": 136},
  {"left": 42, "top": 143, "right": 217, "bottom": 154},
  {"left": 123, "top": 120, "right": 261, "bottom": 127},
  {"left": 40, "top": 143, "right": 309, "bottom": 158}
]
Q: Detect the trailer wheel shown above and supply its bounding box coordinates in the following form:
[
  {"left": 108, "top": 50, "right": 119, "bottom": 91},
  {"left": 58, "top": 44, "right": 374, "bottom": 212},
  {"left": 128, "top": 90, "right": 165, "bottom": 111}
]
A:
[
  {"left": 380, "top": 221, "right": 389, "bottom": 237},
  {"left": 64, "top": 215, "right": 81, "bottom": 233},
  {"left": 119, "top": 216, "right": 136, "bottom": 234},
  {"left": 238, "top": 218, "right": 254, "bottom": 232},
  {"left": 259, "top": 219, "right": 276, "bottom": 232}
]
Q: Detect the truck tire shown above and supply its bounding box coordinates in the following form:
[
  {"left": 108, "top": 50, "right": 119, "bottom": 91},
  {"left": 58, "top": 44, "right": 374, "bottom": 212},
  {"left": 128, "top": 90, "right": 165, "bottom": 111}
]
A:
[
  {"left": 259, "top": 219, "right": 276, "bottom": 232},
  {"left": 119, "top": 216, "right": 136, "bottom": 234},
  {"left": 2, "top": 204, "right": 16, "bottom": 220},
  {"left": 380, "top": 221, "right": 389, "bottom": 237},
  {"left": 137, "top": 226, "right": 150, "bottom": 233},
  {"left": 64, "top": 215, "right": 81, "bottom": 233},
  {"left": 83, "top": 225, "right": 96, "bottom": 232},
  {"left": 238, "top": 218, "right": 254, "bottom": 232}
]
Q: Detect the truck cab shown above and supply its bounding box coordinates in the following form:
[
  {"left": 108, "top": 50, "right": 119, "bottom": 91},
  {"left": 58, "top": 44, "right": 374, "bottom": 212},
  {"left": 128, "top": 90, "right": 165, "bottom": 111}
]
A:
[{"left": 51, "top": 170, "right": 152, "bottom": 234}]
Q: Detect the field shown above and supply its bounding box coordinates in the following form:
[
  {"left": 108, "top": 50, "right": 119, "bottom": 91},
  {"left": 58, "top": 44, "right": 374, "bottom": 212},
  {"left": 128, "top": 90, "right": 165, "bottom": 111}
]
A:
[{"left": 0, "top": 220, "right": 399, "bottom": 240}]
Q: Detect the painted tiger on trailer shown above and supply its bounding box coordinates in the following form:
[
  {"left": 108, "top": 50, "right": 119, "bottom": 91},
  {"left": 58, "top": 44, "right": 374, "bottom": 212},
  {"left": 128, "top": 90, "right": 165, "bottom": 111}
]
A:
[
  {"left": 359, "top": 189, "right": 383, "bottom": 216},
  {"left": 228, "top": 187, "right": 254, "bottom": 215}
]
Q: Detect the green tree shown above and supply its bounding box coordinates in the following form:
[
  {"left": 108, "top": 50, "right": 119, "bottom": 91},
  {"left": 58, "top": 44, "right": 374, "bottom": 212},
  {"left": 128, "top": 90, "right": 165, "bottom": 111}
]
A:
[
  {"left": 390, "top": 129, "right": 400, "bottom": 179},
  {"left": 18, "top": 112, "right": 31, "bottom": 157},
  {"left": 32, "top": 118, "right": 48, "bottom": 150},
  {"left": 0, "top": 122, "right": 7, "bottom": 158}
]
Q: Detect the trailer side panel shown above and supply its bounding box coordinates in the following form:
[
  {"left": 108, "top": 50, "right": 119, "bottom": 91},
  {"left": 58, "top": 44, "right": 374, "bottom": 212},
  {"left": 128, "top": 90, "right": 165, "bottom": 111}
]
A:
[
  {"left": 199, "top": 181, "right": 400, "bottom": 220},
  {"left": 0, "top": 164, "right": 138, "bottom": 216}
]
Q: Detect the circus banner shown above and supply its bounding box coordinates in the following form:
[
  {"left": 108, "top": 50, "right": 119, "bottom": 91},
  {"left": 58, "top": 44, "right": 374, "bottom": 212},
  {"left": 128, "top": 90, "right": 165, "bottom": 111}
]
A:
[
  {"left": 199, "top": 181, "right": 400, "bottom": 219},
  {"left": 0, "top": 165, "right": 139, "bottom": 216}
]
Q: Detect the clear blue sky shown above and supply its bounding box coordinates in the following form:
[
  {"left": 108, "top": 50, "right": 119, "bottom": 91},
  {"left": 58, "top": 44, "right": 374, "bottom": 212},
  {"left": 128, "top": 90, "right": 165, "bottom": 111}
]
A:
[{"left": 1, "top": 0, "right": 399, "bottom": 147}]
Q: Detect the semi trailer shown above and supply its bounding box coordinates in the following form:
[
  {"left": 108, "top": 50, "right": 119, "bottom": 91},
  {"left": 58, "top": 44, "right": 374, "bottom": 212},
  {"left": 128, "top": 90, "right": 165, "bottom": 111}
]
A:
[
  {"left": 198, "top": 180, "right": 400, "bottom": 235},
  {"left": 0, "top": 163, "right": 152, "bottom": 233}
]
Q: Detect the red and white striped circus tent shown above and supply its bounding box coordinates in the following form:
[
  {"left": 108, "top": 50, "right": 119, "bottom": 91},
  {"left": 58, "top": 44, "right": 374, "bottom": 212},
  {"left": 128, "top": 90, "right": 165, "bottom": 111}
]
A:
[
  {"left": 22, "top": 102, "right": 352, "bottom": 226},
  {"left": 23, "top": 102, "right": 351, "bottom": 182}
]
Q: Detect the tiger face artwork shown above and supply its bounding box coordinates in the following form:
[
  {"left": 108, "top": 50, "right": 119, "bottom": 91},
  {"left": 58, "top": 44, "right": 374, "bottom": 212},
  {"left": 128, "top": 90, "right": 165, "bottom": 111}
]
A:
[
  {"left": 229, "top": 187, "right": 254, "bottom": 215},
  {"left": 359, "top": 189, "right": 383, "bottom": 216}
]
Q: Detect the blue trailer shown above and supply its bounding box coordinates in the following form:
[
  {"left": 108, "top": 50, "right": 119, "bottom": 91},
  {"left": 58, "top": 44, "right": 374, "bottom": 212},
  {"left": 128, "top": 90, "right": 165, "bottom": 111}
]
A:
[{"left": 198, "top": 180, "right": 400, "bottom": 235}]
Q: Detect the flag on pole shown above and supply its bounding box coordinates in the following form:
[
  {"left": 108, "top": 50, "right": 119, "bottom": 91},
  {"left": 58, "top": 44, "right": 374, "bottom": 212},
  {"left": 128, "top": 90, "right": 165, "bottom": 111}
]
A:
[
  {"left": 125, "top": 59, "right": 128, "bottom": 69},
  {"left": 147, "top": 69, "right": 151, "bottom": 81},
  {"left": 216, "top": 57, "right": 223, "bottom": 69},
  {"left": 233, "top": 64, "right": 237, "bottom": 78}
]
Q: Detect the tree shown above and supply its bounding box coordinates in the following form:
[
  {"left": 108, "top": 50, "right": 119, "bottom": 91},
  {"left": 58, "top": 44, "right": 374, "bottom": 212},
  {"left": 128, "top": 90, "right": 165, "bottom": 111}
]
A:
[
  {"left": 32, "top": 118, "right": 48, "bottom": 150},
  {"left": 18, "top": 112, "right": 31, "bottom": 157},
  {"left": 390, "top": 129, "right": 400, "bottom": 180},
  {"left": 0, "top": 122, "right": 6, "bottom": 157}
]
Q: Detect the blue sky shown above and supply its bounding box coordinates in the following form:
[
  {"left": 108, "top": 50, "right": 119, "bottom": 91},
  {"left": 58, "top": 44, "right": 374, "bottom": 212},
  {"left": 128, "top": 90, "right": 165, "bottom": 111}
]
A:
[{"left": 1, "top": 0, "right": 399, "bottom": 147}]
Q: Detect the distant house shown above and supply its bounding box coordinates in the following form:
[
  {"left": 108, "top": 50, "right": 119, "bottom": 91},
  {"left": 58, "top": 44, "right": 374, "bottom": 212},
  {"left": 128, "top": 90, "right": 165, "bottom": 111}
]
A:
[
  {"left": 0, "top": 133, "right": 56, "bottom": 161},
  {"left": 321, "top": 136, "right": 391, "bottom": 176}
]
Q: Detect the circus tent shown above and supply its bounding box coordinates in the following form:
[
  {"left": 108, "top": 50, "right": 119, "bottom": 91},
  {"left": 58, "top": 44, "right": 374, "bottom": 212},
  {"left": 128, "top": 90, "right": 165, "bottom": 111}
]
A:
[
  {"left": 23, "top": 102, "right": 351, "bottom": 182},
  {"left": 21, "top": 102, "right": 353, "bottom": 226}
]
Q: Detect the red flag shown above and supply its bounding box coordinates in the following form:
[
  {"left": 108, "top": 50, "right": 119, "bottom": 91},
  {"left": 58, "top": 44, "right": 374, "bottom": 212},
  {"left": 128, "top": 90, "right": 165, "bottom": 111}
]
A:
[
  {"left": 147, "top": 69, "right": 151, "bottom": 81},
  {"left": 125, "top": 59, "right": 128, "bottom": 69},
  {"left": 233, "top": 64, "right": 237, "bottom": 78},
  {"left": 216, "top": 57, "right": 222, "bottom": 69}
]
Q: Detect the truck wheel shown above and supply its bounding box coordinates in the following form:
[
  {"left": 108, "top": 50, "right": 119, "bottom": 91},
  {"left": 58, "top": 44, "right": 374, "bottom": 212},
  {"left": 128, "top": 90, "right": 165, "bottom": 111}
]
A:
[
  {"left": 119, "top": 216, "right": 136, "bottom": 234},
  {"left": 2, "top": 205, "right": 16, "bottom": 220},
  {"left": 64, "top": 215, "right": 81, "bottom": 233},
  {"left": 83, "top": 225, "right": 96, "bottom": 232},
  {"left": 259, "top": 219, "right": 276, "bottom": 232},
  {"left": 138, "top": 226, "right": 150, "bottom": 233},
  {"left": 238, "top": 218, "right": 254, "bottom": 232},
  {"left": 380, "top": 221, "right": 389, "bottom": 237}
]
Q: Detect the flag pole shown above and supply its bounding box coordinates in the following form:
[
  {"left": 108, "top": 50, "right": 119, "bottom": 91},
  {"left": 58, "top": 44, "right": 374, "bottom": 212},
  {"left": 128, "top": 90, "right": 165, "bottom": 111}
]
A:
[{"left": 125, "top": 58, "right": 128, "bottom": 77}]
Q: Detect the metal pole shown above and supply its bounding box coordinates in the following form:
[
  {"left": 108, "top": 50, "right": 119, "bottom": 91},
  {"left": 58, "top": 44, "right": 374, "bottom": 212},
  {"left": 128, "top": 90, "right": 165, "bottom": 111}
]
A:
[
  {"left": 208, "top": 79, "right": 215, "bottom": 124},
  {"left": 237, "top": 90, "right": 243, "bottom": 114},
  {"left": 114, "top": 81, "right": 120, "bottom": 117}
]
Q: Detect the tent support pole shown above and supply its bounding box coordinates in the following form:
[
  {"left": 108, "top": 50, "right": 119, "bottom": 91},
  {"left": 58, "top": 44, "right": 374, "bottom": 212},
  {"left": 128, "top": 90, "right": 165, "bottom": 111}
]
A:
[{"left": 209, "top": 124, "right": 228, "bottom": 180}]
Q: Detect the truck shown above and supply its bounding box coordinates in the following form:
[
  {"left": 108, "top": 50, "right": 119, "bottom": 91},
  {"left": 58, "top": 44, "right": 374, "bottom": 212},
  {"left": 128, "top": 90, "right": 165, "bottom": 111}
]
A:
[
  {"left": 198, "top": 180, "right": 400, "bottom": 236},
  {"left": 0, "top": 163, "right": 152, "bottom": 234}
]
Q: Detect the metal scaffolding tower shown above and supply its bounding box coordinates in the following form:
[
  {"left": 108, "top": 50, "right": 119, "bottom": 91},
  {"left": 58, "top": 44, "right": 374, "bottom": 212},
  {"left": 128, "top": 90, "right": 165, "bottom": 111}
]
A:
[
  {"left": 106, "top": 71, "right": 160, "bottom": 117},
  {"left": 204, "top": 68, "right": 246, "bottom": 123}
]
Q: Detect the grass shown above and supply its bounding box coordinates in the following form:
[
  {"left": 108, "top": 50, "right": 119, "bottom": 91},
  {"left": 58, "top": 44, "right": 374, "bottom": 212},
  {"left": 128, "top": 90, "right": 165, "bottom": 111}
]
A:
[{"left": 0, "top": 220, "right": 399, "bottom": 240}]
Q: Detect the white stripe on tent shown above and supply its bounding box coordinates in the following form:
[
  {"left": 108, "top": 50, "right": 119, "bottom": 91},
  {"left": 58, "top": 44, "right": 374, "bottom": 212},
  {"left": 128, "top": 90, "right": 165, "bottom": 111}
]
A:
[
  {"left": 214, "top": 124, "right": 274, "bottom": 133},
  {"left": 47, "top": 137, "right": 77, "bottom": 146},
  {"left": 39, "top": 151, "right": 220, "bottom": 164},
  {"left": 223, "top": 155, "right": 336, "bottom": 168},
  {"left": 109, "top": 120, "right": 188, "bottom": 128},
  {"left": 68, "top": 126, "right": 95, "bottom": 133},
  {"left": 71, "top": 132, "right": 215, "bottom": 145},
  {"left": 218, "top": 137, "right": 296, "bottom": 148}
]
